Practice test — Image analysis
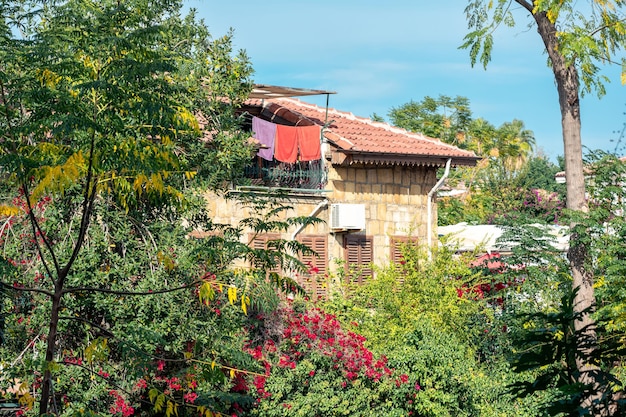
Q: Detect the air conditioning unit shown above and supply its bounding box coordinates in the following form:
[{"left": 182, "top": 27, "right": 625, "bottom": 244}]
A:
[{"left": 330, "top": 203, "right": 366, "bottom": 231}]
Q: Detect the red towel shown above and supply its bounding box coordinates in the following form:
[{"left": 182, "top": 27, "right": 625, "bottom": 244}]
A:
[
  {"left": 297, "top": 125, "right": 321, "bottom": 161},
  {"left": 274, "top": 124, "right": 298, "bottom": 163}
]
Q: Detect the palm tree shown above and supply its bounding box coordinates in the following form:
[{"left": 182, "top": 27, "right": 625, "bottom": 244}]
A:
[
  {"left": 466, "top": 117, "right": 497, "bottom": 157},
  {"left": 493, "top": 119, "right": 536, "bottom": 178}
]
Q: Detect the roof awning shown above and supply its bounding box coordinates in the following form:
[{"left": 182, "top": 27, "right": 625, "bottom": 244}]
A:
[
  {"left": 249, "top": 84, "right": 336, "bottom": 100},
  {"left": 329, "top": 150, "right": 481, "bottom": 167}
]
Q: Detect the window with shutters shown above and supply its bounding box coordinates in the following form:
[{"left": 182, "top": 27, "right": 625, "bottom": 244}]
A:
[
  {"left": 344, "top": 234, "right": 373, "bottom": 284},
  {"left": 390, "top": 236, "right": 419, "bottom": 265},
  {"left": 249, "top": 233, "right": 281, "bottom": 272},
  {"left": 390, "top": 236, "right": 419, "bottom": 284},
  {"left": 297, "top": 235, "right": 329, "bottom": 300}
]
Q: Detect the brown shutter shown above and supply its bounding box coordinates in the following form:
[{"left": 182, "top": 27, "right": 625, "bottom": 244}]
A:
[
  {"left": 297, "top": 235, "right": 328, "bottom": 300},
  {"left": 390, "top": 236, "right": 419, "bottom": 284},
  {"left": 249, "top": 233, "right": 281, "bottom": 249},
  {"left": 344, "top": 234, "right": 373, "bottom": 284},
  {"left": 390, "top": 236, "right": 419, "bottom": 264},
  {"left": 249, "top": 233, "right": 281, "bottom": 273}
]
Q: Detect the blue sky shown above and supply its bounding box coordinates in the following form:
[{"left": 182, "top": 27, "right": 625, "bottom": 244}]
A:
[{"left": 187, "top": 0, "right": 625, "bottom": 161}]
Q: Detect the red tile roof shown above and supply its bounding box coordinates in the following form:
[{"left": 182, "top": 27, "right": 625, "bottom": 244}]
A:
[{"left": 244, "top": 97, "right": 479, "bottom": 167}]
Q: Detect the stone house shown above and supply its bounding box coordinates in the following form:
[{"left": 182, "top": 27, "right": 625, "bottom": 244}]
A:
[{"left": 204, "top": 86, "right": 479, "bottom": 298}]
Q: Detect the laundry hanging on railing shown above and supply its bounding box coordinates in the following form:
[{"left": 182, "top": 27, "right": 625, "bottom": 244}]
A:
[
  {"left": 252, "top": 117, "right": 321, "bottom": 163},
  {"left": 252, "top": 116, "right": 276, "bottom": 161},
  {"left": 275, "top": 124, "right": 299, "bottom": 163},
  {"left": 297, "top": 125, "right": 322, "bottom": 161}
]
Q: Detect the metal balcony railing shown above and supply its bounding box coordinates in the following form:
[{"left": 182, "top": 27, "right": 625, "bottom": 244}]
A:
[{"left": 244, "top": 160, "right": 327, "bottom": 190}]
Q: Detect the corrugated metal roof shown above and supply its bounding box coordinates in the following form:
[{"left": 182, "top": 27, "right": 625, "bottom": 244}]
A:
[{"left": 249, "top": 84, "right": 336, "bottom": 99}]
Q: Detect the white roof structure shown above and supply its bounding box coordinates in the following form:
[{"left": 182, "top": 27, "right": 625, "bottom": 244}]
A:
[{"left": 438, "top": 223, "right": 569, "bottom": 253}]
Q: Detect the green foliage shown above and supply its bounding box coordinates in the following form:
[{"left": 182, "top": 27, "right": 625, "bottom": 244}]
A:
[
  {"left": 583, "top": 152, "right": 626, "bottom": 334},
  {"left": 462, "top": 0, "right": 626, "bottom": 97},
  {"left": 248, "top": 305, "right": 415, "bottom": 417},
  {"left": 387, "top": 94, "right": 557, "bottom": 227},
  {"left": 439, "top": 155, "right": 566, "bottom": 226},
  {"left": 0, "top": 1, "right": 326, "bottom": 416},
  {"left": 504, "top": 283, "right": 626, "bottom": 416},
  {"left": 388, "top": 95, "right": 472, "bottom": 147},
  {"left": 387, "top": 96, "right": 533, "bottom": 165},
  {"left": 321, "top": 244, "right": 540, "bottom": 416},
  {"left": 0, "top": 183, "right": 324, "bottom": 416},
  {"left": 492, "top": 164, "right": 626, "bottom": 415}
]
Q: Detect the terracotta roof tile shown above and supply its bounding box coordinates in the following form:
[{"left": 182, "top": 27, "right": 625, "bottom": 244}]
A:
[{"left": 244, "top": 97, "right": 479, "bottom": 167}]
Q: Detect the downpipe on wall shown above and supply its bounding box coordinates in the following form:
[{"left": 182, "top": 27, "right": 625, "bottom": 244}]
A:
[{"left": 427, "top": 158, "right": 451, "bottom": 261}]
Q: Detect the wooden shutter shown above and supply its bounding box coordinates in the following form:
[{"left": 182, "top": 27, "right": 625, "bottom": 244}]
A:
[
  {"left": 390, "top": 236, "right": 419, "bottom": 285},
  {"left": 390, "top": 236, "right": 419, "bottom": 264},
  {"left": 344, "top": 234, "right": 373, "bottom": 284},
  {"left": 249, "top": 233, "right": 281, "bottom": 273},
  {"left": 297, "top": 235, "right": 329, "bottom": 299}
]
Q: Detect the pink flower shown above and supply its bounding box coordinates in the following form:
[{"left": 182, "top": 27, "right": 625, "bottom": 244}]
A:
[
  {"left": 183, "top": 392, "right": 198, "bottom": 403},
  {"left": 135, "top": 379, "right": 148, "bottom": 390},
  {"left": 167, "top": 377, "right": 181, "bottom": 391}
]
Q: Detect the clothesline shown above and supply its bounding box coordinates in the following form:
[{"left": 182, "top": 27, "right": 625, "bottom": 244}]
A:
[{"left": 252, "top": 116, "right": 322, "bottom": 163}]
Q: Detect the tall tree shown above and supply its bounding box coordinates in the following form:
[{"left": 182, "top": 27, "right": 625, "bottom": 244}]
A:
[
  {"left": 388, "top": 95, "right": 473, "bottom": 146},
  {"left": 494, "top": 119, "right": 536, "bottom": 173},
  {"left": 467, "top": 117, "right": 498, "bottom": 156},
  {"left": 463, "top": 0, "right": 626, "bottom": 413},
  {"left": 0, "top": 0, "right": 256, "bottom": 414}
]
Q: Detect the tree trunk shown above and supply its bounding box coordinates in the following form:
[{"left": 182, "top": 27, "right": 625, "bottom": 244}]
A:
[
  {"left": 533, "top": 10, "right": 605, "bottom": 415},
  {"left": 39, "top": 288, "right": 62, "bottom": 416}
]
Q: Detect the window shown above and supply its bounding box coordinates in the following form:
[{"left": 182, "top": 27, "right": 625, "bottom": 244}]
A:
[
  {"left": 390, "top": 236, "right": 420, "bottom": 265},
  {"left": 249, "top": 233, "right": 282, "bottom": 273},
  {"left": 297, "top": 235, "right": 329, "bottom": 299},
  {"left": 390, "top": 236, "right": 419, "bottom": 284},
  {"left": 344, "top": 234, "right": 373, "bottom": 284}
]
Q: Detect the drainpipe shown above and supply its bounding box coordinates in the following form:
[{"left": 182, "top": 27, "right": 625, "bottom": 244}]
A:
[
  {"left": 291, "top": 199, "right": 329, "bottom": 240},
  {"left": 427, "top": 158, "right": 452, "bottom": 260}
]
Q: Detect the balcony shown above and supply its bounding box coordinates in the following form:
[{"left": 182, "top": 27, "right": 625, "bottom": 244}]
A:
[{"left": 243, "top": 159, "right": 327, "bottom": 190}]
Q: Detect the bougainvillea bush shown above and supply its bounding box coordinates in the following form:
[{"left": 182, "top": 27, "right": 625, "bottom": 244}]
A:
[
  {"left": 245, "top": 303, "right": 419, "bottom": 417},
  {"left": 319, "top": 244, "right": 544, "bottom": 417}
]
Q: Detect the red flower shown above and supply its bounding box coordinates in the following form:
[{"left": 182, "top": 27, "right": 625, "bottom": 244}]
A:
[
  {"left": 183, "top": 392, "right": 198, "bottom": 404},
  {"left": 135, "top": 378, "right": 148, "bottom": 390}
]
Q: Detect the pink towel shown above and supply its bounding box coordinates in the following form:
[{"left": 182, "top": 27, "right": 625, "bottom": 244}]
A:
[
  {"left": 274, "top": 124, "right": 298, "bottom": 163},
  {"left": 297, "top": 125, "right": 321, "bottom": 161},
  {"left": 252, "top": 116, "right": 276, "bottom": 161}
]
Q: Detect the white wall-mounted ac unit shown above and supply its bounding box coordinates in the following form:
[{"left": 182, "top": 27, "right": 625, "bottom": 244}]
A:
[{"left": 330, "top": 203, "right": 366, "bottom": 231}]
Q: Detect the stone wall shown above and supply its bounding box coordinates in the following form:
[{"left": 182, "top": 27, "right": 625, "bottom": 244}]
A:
[
  {"left": 202, "top": 163, "right": 439, "bottom": 275},
  {"left": 326, "top": 164, "right": 437, "bottom": 268}
]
